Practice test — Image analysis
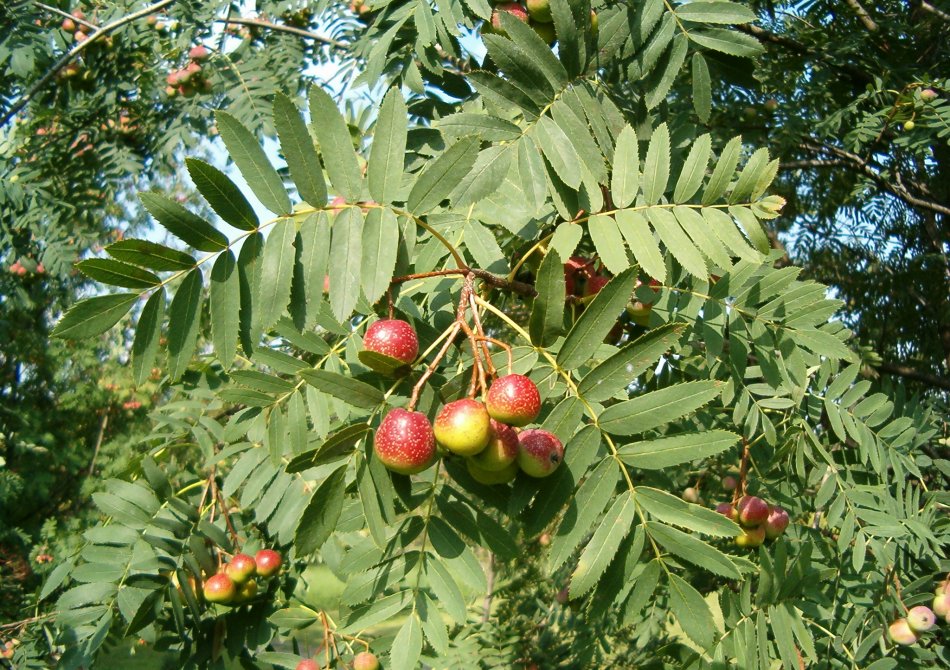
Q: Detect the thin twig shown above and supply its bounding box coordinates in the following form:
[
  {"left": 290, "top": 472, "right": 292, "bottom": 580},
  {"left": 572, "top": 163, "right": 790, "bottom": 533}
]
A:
[
  {"left": 215, "top": 16, "right": 348, "bottom": 49},
  {"left": 87, "top": 411, "right": 109, "bottom": 477},
  {"left": 35, "top": 1, "right": 99, "bottom": 30},
  {"left": 2, "top": 0, "right": 178, "bottom": 126},
  {"left": 409, "top": 323, "right": 462, "bottom": 410}
]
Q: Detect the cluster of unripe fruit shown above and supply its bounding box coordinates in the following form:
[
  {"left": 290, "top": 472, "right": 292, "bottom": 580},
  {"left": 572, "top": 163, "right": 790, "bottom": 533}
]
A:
[
  {"left": 563, "top": 256, "right": 660, "bottom": 329},
  {"left": 485, "top": 0, "right": 598, "bottom": 45},
  {"left": 363, "top": 319, "right": 564, "bottom": 483},
  {"left": 887, "top": 580, "right": 950, "bottom": 646},
  {"left": 60, "top": 9, "right": 91, "bottom": 43},
  {"left": 165, "top": 46, "right": 213, "bottom": 98},
  {"left": 295, "top": 651, "right": 379, "bottom": 670},
  {"left": 201, "top": 549, "right": 282, "bottom": 606},
  {"left": 715, "top": 495, "right": 789, "bottom": 548}
]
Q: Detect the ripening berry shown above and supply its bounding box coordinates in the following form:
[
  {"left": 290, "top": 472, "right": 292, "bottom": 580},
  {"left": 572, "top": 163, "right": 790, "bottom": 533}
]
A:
[
  {"left": 485, "top": 374, "right": 541, "bottom": 427},
  {"left": 906, "top": 605, "right": 936, "bottom": 633},
  {"left": 888, "top": 618, "right": 918, "bottom": 646},
  {"left": 434, "top": 399, "right": 492, "bottom": 456},
  {"left": 516, "top": 429, "right": 563, "bottom": 478},
  {"left": 374, "top": 408, "right": 437, "bottom": 474}
]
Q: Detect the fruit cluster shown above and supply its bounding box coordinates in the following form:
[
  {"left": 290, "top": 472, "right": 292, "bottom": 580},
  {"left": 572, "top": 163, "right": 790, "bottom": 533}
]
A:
[
  {"left": 60, "top": 9, "right": 90, "bottom": 43},
  {"left": 715, "top": 495, "right": 789, "bottom": 548},
  {"left": 295, "top": 651, "right": 379, "bottom": 670},
  {"left": 888, "top": 580, "right": 950, "bottom": 646},
  {"left": 485, "top": 0, "right": 597, "bottom": 45},
  {"left": 364, "top": 317, "right": 564, "bottom": 483},
  {"left": 165, "top": 46, "right": 213, "bottom": 98},
  {"left": 201, "top": 549, "right": 282, "bottom": 606}
]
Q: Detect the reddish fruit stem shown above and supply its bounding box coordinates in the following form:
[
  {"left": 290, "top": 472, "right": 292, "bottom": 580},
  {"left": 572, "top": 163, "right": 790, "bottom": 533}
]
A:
[
  {"left": 734, "top": 438, "right": 751, "bottom": 504},
  {"left": 469, "top": 293, "right": 498, "bottom": 378},
  {"left": 408, "top": 322, "right": 462, "bottom": 411},
  {"left": 215, "top": 486, "right": 241, "bottom": 545}
]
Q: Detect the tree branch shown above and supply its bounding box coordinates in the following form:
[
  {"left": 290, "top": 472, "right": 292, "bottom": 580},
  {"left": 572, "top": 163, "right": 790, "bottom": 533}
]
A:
[
  {"left": 2, "top": 0, "right": 178, "bottom": 126},
  {"left": 842, "top": 0, "right": 879, "bottom": 32},
  {"left": 916, "top": 1, "right": 950, "bottom": 23},
  {"left": 34, "top": 1, "right": 98, "bottom": 30},
  {"left": 875, "top": 362, "right": 950, "bottom": 391},
  {"left": 215, "top": 16, "right": 348, "bottom": 49}
]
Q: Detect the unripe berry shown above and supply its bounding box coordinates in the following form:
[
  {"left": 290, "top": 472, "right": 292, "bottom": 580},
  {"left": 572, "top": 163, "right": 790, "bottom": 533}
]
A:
[
  {"left": 526, "top": 0, "right": 552, "bottom": 23},
  {"left": 682, "top": 487, "right": 700, "bottom": 503},
  {"left": 202, "top": 573, "right": 236, "bottom": 604},
  {"left": 722, "top": 475, "right": 737, "bottom": 491},
  {"left": 920, "top": 88, "right": 938, "bottom": 102},
  {"left": 485, "top": 374, "right": 541, "bottom": 426},
  {"left": 764, "top": 506, "right": 790, "bottom": 539},
  {"left": 932, "top": 592, "right": 950, "bottom": 618},
  {"left": 226, "top": 553, "right": 256, "bottom": 584},
  {"left": 906, "top": 605, "right": 936, "bottom": 633},
  {"left": 254, "top": 549, "right": 282, "bottom": 577},
  {"left": 888, "top": 618, "right": 917, "bottom": 646},
  {"left": 736, "top": 495, "right": 769, "bottom": 527},
  {"left": 434, "top": 399, "right": 492, "bottom": 456},
  {"left": 234, "top": 578, "right": 258, "bottom": 603},
  {"left": 734, "top": 525, "right": 766, "bottom": 548},
  {"left": 375, "top": 408, "right": 437, "bottom": 474},
  {"left": 466, "top": 458, "right": 518, "bottom": 485},
  {"left": 470, "top": 420, "right": 519, "bottom": 471},
  {"left": 903, "top": 120, "right": 915, "bottom": 131}
]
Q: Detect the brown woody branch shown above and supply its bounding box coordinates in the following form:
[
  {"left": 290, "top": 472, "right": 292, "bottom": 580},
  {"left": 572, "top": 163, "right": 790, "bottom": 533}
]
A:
[
  {"left": 875, "top": 362, "right": 950, "bottom": 391},
  {"left": 843, "top": 0, "right": 880, "bottom": 32},
  {"left": 2, "top": 0, "right": 178, "bottom": 126},
  {"left": 916, "top": 1, "right": 950, "bottom": 23}
]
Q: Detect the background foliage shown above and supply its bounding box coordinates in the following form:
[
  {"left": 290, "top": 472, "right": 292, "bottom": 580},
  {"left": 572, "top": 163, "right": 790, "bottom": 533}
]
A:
[{"left": 0, "top": 0, "right": 948, "bottom": 668}]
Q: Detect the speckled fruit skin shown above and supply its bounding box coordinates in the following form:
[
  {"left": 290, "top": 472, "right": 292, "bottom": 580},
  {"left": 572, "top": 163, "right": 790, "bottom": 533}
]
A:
[
  {"left": 764, "top": 506, "right": 789, "bottom": 539},
  {"left": 470, "top": 420, "right": 519, "bottom": 471},
  {"left": 202, "top": 573, "right": 236, "bottom": 603},
  {"left": 374, "top": 408, "right": 437, "bottom": 474},
  {"left": 736, "top": 495, "right": 770, "bottom": 527},
  {"left": 434, "top": 399, "right": 492, "bottom": 456},
  {"left": 467, "top": 459, "right": 519, "bottom": 485},
  {"left": 888, "top": 618, "right": 918, "bottom": 646},
  {"left": 226, "top": 553, "right": 256, "bottom": 584},
  {"left": 352, "top": 651, "right": 380, "bottom": 670},
  {"left": 255, "top": 549, "right": 282, "bottom": 577},
  {"left": 734, "top": 525, "right": 766, "bottom": 548},
  {"left": 517, "top": 429, "right": 564, "bottom": 478},
  {"left": 906, "top": 606, "right": 936, "bottom": 633},
  {"left": 295, "top": 660, "right": 320, "bottom": 670},
  {"left": 491, "top": 2, "right": 529, "bottom": 35},
  {"left": 485, "top": 374, "right": 541, "bottom": 427},
  {"left": 363, "top": 319, "right": 418, "bottom": 365}
]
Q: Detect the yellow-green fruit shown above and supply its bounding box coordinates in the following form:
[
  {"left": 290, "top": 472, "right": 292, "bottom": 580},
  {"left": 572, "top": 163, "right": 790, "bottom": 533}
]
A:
[
  {"left": 531, "top": 19, "right": 556, "bottom": 44},
  {"left": 434, "top": 399, "right": 492, "bottom": 456},
  {"left": 467, "top": 459, "right": 519, "bottom": 485},
  {"left": 904, "top": 120, "right": 915, "bottom": 131},
  {"left": 526, "top": 0, "right": 552, "bottom": 23},
  {"left": 590, "top": 10, "right": 598, "bottom": 36},
  {"left": 470, "top": 420, "right": 519, "bottom": 471}
]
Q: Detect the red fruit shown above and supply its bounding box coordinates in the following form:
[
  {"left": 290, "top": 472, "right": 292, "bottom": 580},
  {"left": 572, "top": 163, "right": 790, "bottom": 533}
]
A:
[
  {"left": 166, "top": 71, "right": 182, "bottom": 86},
  {"left": 74, "top": 30, "right": 88, "bottom": 42},
  {"left": 538, "top": 533, "right": 551, "bottom": 547},
  {"left": 470, "top": 419, "right": 519, "bottom": 471},
  {"left": 734, "top": 525, "right": 766, "bottom": 548},
  {"left": 72, "top": 9, "right": 85, "bottom": 20},
  {"left": 62, "top": 18, "right": 76, "bottom": 32},
  {"left": 189, "top": 45, "right": 211, "bottom": 61},
  {"left": 736, "top": 495, "right": 769, "bottom": 527},
  {"left": 920, "top": 88, "right": 938, "bottom": 102},
  {"left": 434, "top": 399, "right": 492, "bottom": 456},
  {"left": 353, "top": 651, "right": 380, "bottom": 670},
  {"left": 721, "top": 475, "right": 737, "bottom": 491},
  {"left": 202, "top": 573, "right": 236, "bottom": 603},
  {"left": 715, "top": 502, "right": 737, "bottom": 520},
  {"left": 682, "top": 487, "right": 699, "bottom": 503},
  {"left": 485, "top": 374, "right": 541, "bottom": 427},
  {"left": 226, "top": 553, "right": 256, "bottom": 584},
  {"left": 516, "top": 429, "right": 563, "bottom": 478},
  {"left": 296, "top": 660, "right": 320, "bottom": 670},
  {"left": 764, "top": 506, "right": 789, "bottom": 539},
  {"left": 888, "top": 618, "right": 917, "bottom": 646},
  {"left": 490, "top": 2, "right": 529, "bottom": 35},
  {"left": 254, "top": 549, "right": 282, "bottom": 577},
  {"left": 363, "top": 319, "right": 419, "bottom": 365},
  {"left": 584, "top": 273, "right": 610, "bottom": 296},
  {"left": 374, "top": 408, "right": 437, "bottom": 474}
]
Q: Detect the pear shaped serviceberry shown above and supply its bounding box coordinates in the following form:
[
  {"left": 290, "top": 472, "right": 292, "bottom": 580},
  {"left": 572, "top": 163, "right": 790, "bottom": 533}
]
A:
[
  {"left": 764, "top": 506, "right": 790, "bottom": 539},
  {"left": 517, "top": 429, "right": 563, "bottom": 477},
  {"left": 906, "top": 605, "right": 936, "bottom": 633},
  {"left": 470, "top": 419, "right": 519, "bottom": 471},
  {"left": 362, "top": 319, "right": 419, "bottom": 372},
  {"left": 375, "top": 409, "right": 437, "bottom": 474},
  {"left": 734, "top": 525, "right": 766, "bottom": 548},
  {"left": 736, "top": 495, "right": 769, "bottom": 528},
  {"left": 226, "top": 553, "right": 256, "bottom": 584},
  {"left": 467, "top": 459, "right": 519, "bottom": 485},
  {"left": 202, "top": 573, "right": 236, "bottom": 604},
  {"left": 434, "top": 399, "right": 492, "bottom": 456},
  {"left": 255, "top": 549, "right": 282, "bottom": 577},
  {"left": 888, "top": 618, "right": 918, "bottom": 645},
  {"left": 526, "top": 0, "right": 552, "bottom": 23},
  {"left": 353, "top": 651, "right": 380, "bottom": 670},
  {"left": 485, "top": 374, "right": 541, "bottom": 427}
]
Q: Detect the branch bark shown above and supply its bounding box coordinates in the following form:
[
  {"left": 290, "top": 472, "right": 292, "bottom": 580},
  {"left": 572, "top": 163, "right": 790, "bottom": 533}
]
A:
[
  {"left": 214, "top": 16, "right": 348, "bottom": 49},
  {"left": 2, "top": 0, "right": 178, "bottom": 126},
  {"left": 875, "top": 362, "right": 950, "bottom": 391},
  {"left": 843, "top": 0, "right": 880, "bottom": 32}
]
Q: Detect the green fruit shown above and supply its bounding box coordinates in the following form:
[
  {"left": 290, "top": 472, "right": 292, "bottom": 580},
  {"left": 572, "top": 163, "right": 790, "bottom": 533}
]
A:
[
  {"left": 226, "top": 553, "right": 256, "bottom": 584},
  {"left": 734, "top": 525, "right": 765, "bottom": 548},
  {"left": 470, "top": 420, "right": 519, "bottom": 471},
  {"left": 234, "top": 578, "right": 258, "bottom": 603},
  {"left": 531, "top": 19, "right": 556, "bottom": 44},
  {"left": 202, "top": 573, "right": 236, "bottom": 604},
  {"left": 434, "top": 399, "right": 492, "bottom": 456},
  {"left": 903, "top": 120, "right": 915, "bottom": 131},
  {"left": 526, "top": 0, "right": 552, "bottom": 23},
  {"left": 467, "top": 458, "right": 518, "bottom": 484}
]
